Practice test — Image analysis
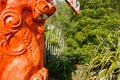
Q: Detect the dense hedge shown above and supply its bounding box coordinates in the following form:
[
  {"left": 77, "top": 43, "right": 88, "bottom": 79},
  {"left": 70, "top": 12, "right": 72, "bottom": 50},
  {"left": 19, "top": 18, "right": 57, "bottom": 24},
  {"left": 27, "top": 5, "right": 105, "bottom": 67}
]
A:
[{"left": 46, "top": 0, "right": 120, "bottom": 80}]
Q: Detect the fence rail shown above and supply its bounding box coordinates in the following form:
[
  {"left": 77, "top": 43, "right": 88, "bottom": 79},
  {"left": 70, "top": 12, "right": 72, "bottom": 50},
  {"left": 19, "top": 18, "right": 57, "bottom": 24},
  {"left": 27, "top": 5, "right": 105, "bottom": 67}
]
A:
[{"left": 44, "top": 27, "right": 66, "bottom": 64}]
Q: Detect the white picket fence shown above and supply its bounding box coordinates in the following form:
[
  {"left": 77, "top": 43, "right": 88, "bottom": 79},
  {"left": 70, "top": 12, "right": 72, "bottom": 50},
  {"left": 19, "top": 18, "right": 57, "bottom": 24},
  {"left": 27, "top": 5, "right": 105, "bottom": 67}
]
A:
[{"left": 44, "top": 26, "right": 66, "bottom": 64}]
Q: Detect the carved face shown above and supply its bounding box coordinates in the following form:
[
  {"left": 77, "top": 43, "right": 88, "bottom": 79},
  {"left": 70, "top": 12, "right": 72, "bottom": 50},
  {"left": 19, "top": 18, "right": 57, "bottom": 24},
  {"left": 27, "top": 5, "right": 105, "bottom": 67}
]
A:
[
  {"left": 33, "top": 0, "right": 56, "bottom": 20},
  {"left": 0, "top": 0, "right": 55, "bottom": 80}
]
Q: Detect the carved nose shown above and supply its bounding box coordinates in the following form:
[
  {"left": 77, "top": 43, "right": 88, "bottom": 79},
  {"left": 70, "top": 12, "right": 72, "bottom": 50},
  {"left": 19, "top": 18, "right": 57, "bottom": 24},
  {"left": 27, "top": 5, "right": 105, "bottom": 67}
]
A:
[{"left": 36, "top": 0, "right": 56, "bottom": 17}]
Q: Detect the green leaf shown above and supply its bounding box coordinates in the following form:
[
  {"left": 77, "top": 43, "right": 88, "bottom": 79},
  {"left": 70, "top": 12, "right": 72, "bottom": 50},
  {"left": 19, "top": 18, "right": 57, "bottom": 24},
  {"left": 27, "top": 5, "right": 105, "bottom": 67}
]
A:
[
  {"left": 96, "top": 69, "right": 107, "bottom": 80},
  {"left": 107, "top": 61, "right": 120, "bottom": 76},
  {"left": 117, "top": 73, "right": 120, "bottom": 80},
  {"left": 91, "top": 56, "right": 99, "bottom": 63}
]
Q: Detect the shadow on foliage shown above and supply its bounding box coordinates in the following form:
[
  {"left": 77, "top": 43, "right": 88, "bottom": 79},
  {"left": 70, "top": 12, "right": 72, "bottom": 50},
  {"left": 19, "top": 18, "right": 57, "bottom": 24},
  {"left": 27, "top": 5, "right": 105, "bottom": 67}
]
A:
[{"left": 45, "top": 48, "right": 77, "bottom": 80}]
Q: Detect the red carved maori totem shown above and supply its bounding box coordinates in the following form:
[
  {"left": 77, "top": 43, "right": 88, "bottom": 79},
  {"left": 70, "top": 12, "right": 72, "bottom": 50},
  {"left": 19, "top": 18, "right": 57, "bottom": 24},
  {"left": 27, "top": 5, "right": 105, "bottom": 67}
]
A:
[{"left": 0, "top": 0, "right": 56, "bottom": 80}]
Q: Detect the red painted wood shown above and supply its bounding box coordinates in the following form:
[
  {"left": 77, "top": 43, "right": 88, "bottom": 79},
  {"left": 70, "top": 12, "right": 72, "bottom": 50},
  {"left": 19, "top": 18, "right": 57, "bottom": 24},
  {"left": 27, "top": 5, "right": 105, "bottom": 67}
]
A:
[{"left": 0, "top": 0, "right": 56, "bottom": 80}]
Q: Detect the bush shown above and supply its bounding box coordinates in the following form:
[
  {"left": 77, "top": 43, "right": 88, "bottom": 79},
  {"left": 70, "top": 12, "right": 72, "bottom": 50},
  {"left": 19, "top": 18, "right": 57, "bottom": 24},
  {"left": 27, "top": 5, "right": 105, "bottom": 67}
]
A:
[{"left": 47, "top": 57, "right": 74, "bottom": 80}]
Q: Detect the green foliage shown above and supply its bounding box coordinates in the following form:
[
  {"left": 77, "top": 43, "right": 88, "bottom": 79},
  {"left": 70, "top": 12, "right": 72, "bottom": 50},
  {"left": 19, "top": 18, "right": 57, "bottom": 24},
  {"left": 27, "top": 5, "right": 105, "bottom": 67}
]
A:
[
  {"left": 71, "top": 52, "right": 120, "bottom": 80},
  {"left": 83, "top": 52, "right": 120, "bottom": 80},
  {"left": 47, "top": 57, "right": 74, "bottom": 80},
  {"left": 50, "top": 38, "right": 58, "bottom": 45},
  {"left": 46, "top": 0, "right": 120, "bottom": 79},
  {"left": 60, "top": 0, "right": 120, "bottom": 64}
]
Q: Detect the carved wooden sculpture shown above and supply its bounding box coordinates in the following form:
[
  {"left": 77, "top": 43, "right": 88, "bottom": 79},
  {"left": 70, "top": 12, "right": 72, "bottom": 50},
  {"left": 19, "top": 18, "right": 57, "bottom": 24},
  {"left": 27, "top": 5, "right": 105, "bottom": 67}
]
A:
[{"left": 0, "top": 0, "right": 56, "bottom": 80}]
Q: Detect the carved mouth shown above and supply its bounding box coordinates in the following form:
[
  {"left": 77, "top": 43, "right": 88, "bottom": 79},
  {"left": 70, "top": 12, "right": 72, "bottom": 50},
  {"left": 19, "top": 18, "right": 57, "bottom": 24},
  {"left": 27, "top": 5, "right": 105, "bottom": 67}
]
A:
[
  {"left": 34, "top": 7, "right": 49, "bottom": 20},
  {"left": 37, "top": 14, "right": 48, "bottom": 20}
]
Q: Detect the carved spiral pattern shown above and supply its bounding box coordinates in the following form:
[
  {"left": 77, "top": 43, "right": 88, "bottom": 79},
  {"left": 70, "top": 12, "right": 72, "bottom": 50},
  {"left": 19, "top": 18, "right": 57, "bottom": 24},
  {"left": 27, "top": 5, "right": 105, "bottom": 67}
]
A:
[
  {"left": 36, "top": 1, "right": 49, "bottom": 13},
  {"left": 2, "top": 9, "right": 22, "bottom": 29},
  {"left": 0, "top": 0, "right": 56, "bottom": 79},
  {"left": 36, "top": 0, "right": 56, "bottom": 15}
]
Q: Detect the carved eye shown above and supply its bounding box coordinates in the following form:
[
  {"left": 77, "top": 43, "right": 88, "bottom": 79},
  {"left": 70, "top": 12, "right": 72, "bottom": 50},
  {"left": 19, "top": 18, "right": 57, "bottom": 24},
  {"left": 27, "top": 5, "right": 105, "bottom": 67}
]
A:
[
  {"left": 6, "top": 16, "right": 19, "bottom": 25},
  {"left": 1, "top": 9, "right": 21, "bottom": 29}
]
